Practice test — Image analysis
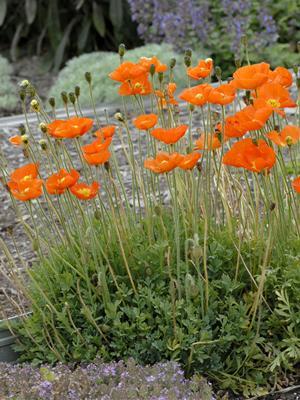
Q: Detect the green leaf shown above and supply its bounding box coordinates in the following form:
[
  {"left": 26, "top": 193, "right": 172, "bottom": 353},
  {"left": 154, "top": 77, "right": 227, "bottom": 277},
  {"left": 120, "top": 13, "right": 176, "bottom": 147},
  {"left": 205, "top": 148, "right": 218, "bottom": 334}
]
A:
[
  {"left": 109, "top": 0, "right": 123, "bottom": 30},
  {"left": 77, "top": 18, "right": 91, "bottom": 52},
  {"left": 25, "top": 0, "right": 37, "bottom": 25},
  {"left": 0, "top": 0, "right": 7, "bottom": 26},
  {"left": 76, "top": 0, "right": 85, "bottom": 10},
  {"left": 54, "top": 17, "right": 79, "bottom": 72},
  {"left": 10, "top": 22, "right": 24, "bottom": 61},
  {"left": 92, "top": 1, "right": 105, "bottom": 37}
]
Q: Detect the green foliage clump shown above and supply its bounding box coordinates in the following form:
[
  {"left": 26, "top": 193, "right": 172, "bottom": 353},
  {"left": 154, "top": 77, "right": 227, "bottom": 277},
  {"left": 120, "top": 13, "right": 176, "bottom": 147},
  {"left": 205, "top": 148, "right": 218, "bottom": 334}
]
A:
[
  {"left": 15, "top": 215, "right": 300, "bottom": 397},
  {"left": 0, "top": 55, "right": 17, "bottom": 111},
  {"left": 48, "top": 44, "right": 209, "bottom": 108}
]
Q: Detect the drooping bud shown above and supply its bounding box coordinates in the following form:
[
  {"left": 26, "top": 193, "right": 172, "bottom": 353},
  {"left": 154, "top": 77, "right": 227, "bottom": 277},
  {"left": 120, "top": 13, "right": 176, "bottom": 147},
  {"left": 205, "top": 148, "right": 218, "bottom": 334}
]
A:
[
  {"left": 61, "top": 91, "right": 68, "bottom": 105},
  {"left": 48, "top": 97, "right": 56, "bottom": 108},
  {"left": 75, "top": 86, "right": 80, "bottom": 98},
  {"left": 39, "top": 122, "right": 47, "bottom": 133},
  {"left": 85, "top": 71, "right": 92, "bottom": 84},
  {"left": 169, "top": 58, "right": 176, "bottom": 69},
  {"left": 118, "top": 43, "right": 126, "bottom": 57},
  {"left": 184, "top": 55, "right": 191, "bottom": 68},
  {"left": 30, "top": 99, "right": 40, "bottom": 112},
  {"left": 39, "top": 139, "right": 47, "bottom": 150},
  {"left": 114, "top": 112, "right": 125, "bottom": 123},
  {"left": 69, "top": 92, "right": 76, "bottom": 104}
]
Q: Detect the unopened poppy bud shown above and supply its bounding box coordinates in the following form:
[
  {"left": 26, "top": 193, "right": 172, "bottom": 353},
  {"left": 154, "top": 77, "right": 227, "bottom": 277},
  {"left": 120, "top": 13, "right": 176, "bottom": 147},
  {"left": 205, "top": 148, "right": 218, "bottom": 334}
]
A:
[
  {"left": 252, "top": 138, "right": 258, "bottom": 146},
  {"left": 48, "top": 97, "right": 56, "bottom": 108},
  {"left": 30, "top": 99, "right": 40, "bottom": 112},
  {"left": 158, "top": 72, "right": 164, "bottom": 82},
  {"left": 69, "top": 92, "right": 76, "bottom": 104},
  {"left": 286, "top": 136, "right": 293, "bottom": 146},
  {"left": 189, "top": 104, "right": 195, "bottom": 112},
  {"left": 169, "top": 58, "right": 176, "bottom": 69},
  {"left": 39, "top": 139, "right": 47, "bottom": 150},
  {"left": 18, "top": 124, "right": 26, "bottom": 135},
  {"left": 234, "top": 58, "right": 241, "bottom": 68},
  {"left": 114, "top": 112, "right": 124, "bottom": 122},
  {"left": 149, "top": 64, "right": 156, "bottom": 76},
  {"left": 19, "top": 90, "right": 26, "bottom": 101},
  {"left": 154, "top": 205, "right": 162, "bottom": 216},
  {"left": 104, "top": 161, "right": 110, "bottom": 172},
  {"left": 184, "top": 55, "right": 191, "bottom": 68},
  {"left": 185, "top": 48, "right": 192, "bottom": 58},
  {"left": 21, "top": 134, "right": 29, "bottom": 145},
  {"left": 85, "top": 71, "right": 92, "bottom": 83},
  {"left": 215, "top": 66, "right": 222, "bottom": 80},
  {"left": 19, "top": 79, "right": 29, "bottom": 89},
  {"left": 118, "top": 43, "right": 126, "bottom": 57},
  {"left": 196, "top": 162, "right": 202, "bottom": 172},
  {"left": 61, "top": 91, "right": 68, "bottom": 105},
  {"left": 269, "top": 202, "right": 276, "bottom": 211},
  {"left": 75, "top": 86, "right": 80, "bottom": 97},
  {"left": 94, "top": 209, "right": 101, "bottom": 220},
  {"left": 39, "top": 122, "right": 47, "bottom": 133}
]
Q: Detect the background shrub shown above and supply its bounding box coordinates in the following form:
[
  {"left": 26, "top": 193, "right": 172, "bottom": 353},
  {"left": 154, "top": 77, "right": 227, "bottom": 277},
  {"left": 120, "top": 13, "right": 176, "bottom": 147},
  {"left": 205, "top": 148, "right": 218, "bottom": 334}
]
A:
[
  {"left": 48, "top": 44, "right": 209, "bottom": 108},
  {"left": 0, "top": 55, "right": 17, "bottom": 111}
]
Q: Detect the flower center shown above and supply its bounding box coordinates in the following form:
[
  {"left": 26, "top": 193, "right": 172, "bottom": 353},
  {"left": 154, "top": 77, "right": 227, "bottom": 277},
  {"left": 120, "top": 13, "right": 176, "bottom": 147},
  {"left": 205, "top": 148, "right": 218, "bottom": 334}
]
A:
[
  {"left": 22, "top": 175, "right": 33, "bottom": 182},
  {"left": 77, "top": 188, "right": 91, "bottom": 197},
  {"left": 195, "top": 94, "right": 203, "bottom": 99},
  {"left": 267, "top": 98, "right": 280, "bottom": 108},
  {"left": 285, "top": 136, "right": 293, "bottom": 146}
]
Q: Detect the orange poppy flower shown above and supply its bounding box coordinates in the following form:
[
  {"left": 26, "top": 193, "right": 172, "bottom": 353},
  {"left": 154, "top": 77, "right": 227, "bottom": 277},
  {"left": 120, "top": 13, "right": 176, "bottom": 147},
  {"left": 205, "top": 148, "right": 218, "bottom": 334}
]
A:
[
  {"left": 292, "top": 177, "right": 300, "bottom": 194},
  {"left": 9, "top": 136, "right": 23, "bottom": 146},
  {"left": 267, "top": 125, "right": 300, "bottom": 147},
  {"left": 194, "top": 133, "right": 224, "bottom": 150},
  {"left": 223, "top": 138, "right": 276, "bottom": 172},
  {"left": 187, "top": 58, "right": 213, "bottom": 80},
  {"left": 232, "top": 62, "right": 270, "bottom": 90},
  {"left": 139, "top": 56, "right": 168, "bottom": 73},
  {"left": 10, "top": 163, "right": 39, "bottom": 183},
  {"left": 150, "top": 125, "right": 188, "bottom": 144},
  {"left": 133, "top": 114, "right": 158, "bottom": 130},
  {"left": 109, "top": 61, "right": 147, "bottom": 82},
  {"left": 179, "top": 84, "right": 212, "bottom": 106},
  {"left": 268, "top": 67, "right": 293, "bottom": 88},
  {"left": 8, "top": 179, "right": 43, "bottom": 201},
  {"left": 82, "top": 137, "right": 112, "bottom": 154},
  {"left": 83, "top": 150, "right": 111, "bottom": 166},
  {"left": 45, "top": 169, "right": 80, "bottom": 195},
  {"left": 70, "top": 181, "right": 100, "bottom": 200},
  {"left": 155, "top": 83, "right": 178, "bottom": 107},
  {"left": 47, "top": 117, "right": 93, "bottom": 139},
  {"left": 253, "top": 83, "right": 296, "bottom": 116},
  {"left": 95, "top": 125, "right": 116, "bottom": 139},
  {"left": 177, "top": 152, "right": 201, "bottom": 170},
  {"left": 236, "top": 105, "right": 272, "bottom": 132},
  {"left": 208, "top": 82, "right": 236, "bottom": 105},
  {"left": 216, "top": 115, "right": 246, "bottom": 139},
  {"left": 144, "top": 152, "right": 182, "bottom": 173},
  {"left": 119, "top": 75, "right": 152, "bottom": 96}
]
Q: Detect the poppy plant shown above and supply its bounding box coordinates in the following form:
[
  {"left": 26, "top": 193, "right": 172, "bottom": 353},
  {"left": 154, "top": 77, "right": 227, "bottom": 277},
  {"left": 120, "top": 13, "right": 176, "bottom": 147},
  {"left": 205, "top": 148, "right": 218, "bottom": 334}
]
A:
[
  {"left": 83, "top": 150, "right": 111, "bottom": 166},
  {"left": 187, "top": 58, "right": 213, "bottom": 80},
  {"left": 267, "top": 125, "right": 300, "bottom": 147},
  {"left": 109, "top": 61, "right": 147, "bottom": 82},
  {"left": 253, "top": 83, "right": 296, "bottom": 116},
  {"left": 8, "top": 179, "right": 43, "bottom": 201},
  {"left": 82, "top": 138, "right": 112, "bottom": 154},
  {"left": 10, "top": 163, "right": 39, "bottom": 183},
  {"left": 232, "top": 62, "right": 270, "bottom": 90},
  {"left": 9, "top": 136, "right": 23, "bottom": 146},
  {"left": 208, "top": 82, "right": 236, "bottom": 105},
  {"left": 119, "top": 76, "right": 152, "bottom": 96},
  {"left": 194, "top": 133, "right": 223, "bottom": 150},
  {"left": 45, "top": 169, "right": 80, "bottom": 195},
  {"left": 95, "top": 125, "right": 116, "bottom": 140},
  {"left": 150, "top": 125, "right": 188, "bottom": 144},
  {"left": 70, "top": 181, "right": 100, "bottom": 200},
  {"left": 139, "top": 56, "right": 168, "bottom": 73},
  {"left": 223, "top": 138, "right": 276, "bottom": 172},
  {"left": 155, "top": 83, "right": 178, "bottom": 108},
  {"left": 47, "top": 118, "right": 93, "bottom": 139},
  {"left": 236, "top": 105, "right": 272, "bottom": 132},
  {"left": 177, "top": 152, "right": 201, "bottom": 170},
  {"left": 144, "top": 152, "right": 182, "bottom": 174},
  {"left": 292, "top": 177, "right": 300, "bottom": 194},
  {"left": 179, "top": 84, "right": 212, "bottom": 106},
  {"left": 268, "top": 67, "right": 293, "bottom": 88},
  {"left": 133, "top": 114, "right": 158, "bottom": 130}
]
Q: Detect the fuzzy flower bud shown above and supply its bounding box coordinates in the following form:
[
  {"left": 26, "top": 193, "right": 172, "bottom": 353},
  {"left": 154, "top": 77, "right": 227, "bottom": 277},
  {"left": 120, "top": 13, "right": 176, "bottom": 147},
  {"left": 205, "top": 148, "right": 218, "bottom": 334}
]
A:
[
  {"left": 118, "top": 43, "right": 126, "bottom": 57},
  {"left": 158, "top": 72, "right": 164, "bottom": 83},
  {"left": 39, "top": 122, "right": 47, "bottom": 133},
  {"left": 61, "top": 91, "right": 68, "bottom": 105},
  {"left": 184, "top": 48, "right": 192, "bottom": 58},
  {"left": 69, "top": 92, "right": 76, "bottom": 104},
  {"left": 18, "top": 124, "right": 26, "bottom": 135},
  {"left": 114, "top": 112, "right": 125, "bottom": 122},
  {"left": 20, "top": 134, "right": 29, "bottom": 145},
  {"left": 85, "top": 71, "right": 92, "bottom": 84},
  {"left": 215, "top": 66, "right": 222, "bottom": 80},
  {"left": 149, "top": 64, "right": 156, "bottom": 76},
  {"left": 39, "top": 139, "right": 47, "bottom": 150},
  {"left": 75, "top": 86, "right": 80, "bottom": 98},
  {"left": 184, "top": 55, "right": 191, "bottom": 68},
  {"left": 19, "top": 79, "right": 30, "bottom": 89},
  {"left": 48, "top": 97, "right": 56, "bottom": 108},
  {"left": 169, "top": 58, "right": 176, "bottom": 69},
  {"left": 30, "top": 99, "right": 40, "bottom": 112}
]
